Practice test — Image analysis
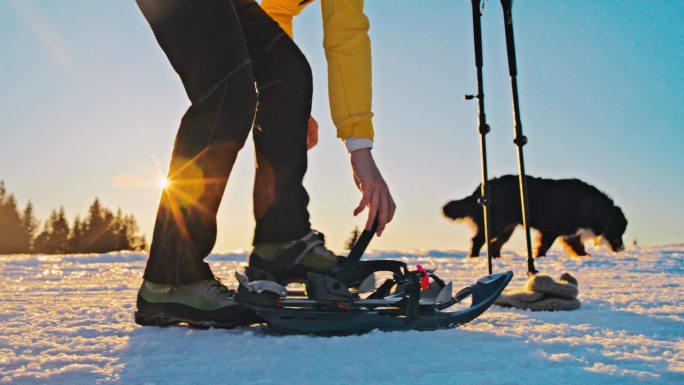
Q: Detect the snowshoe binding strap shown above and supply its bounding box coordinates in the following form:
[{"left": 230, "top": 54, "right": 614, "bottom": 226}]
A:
[
  {"left": 332, "top": 218, "right": 409, "bottom": 286},
  {"left": 235, "top": 272, "right": 287, "bottom": 297},
  {"left": 346, "top": 218, "right": 379, "bottom": 263},
  {"left": 333, "top": 259, "right": 408, "bottom": 288},
  {"left": 402, "top": 270, "right": 422, "bottom": 322},
  {"left": 267, "top": 231, "right": 327, "bottom": 276}
]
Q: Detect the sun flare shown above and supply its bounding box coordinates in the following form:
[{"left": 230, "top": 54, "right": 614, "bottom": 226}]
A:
[{"left": 158, "top": 177, "right": 170, "bottom": 190}]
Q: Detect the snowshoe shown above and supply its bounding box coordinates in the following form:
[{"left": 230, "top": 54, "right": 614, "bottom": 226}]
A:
[{"left": 234, "top": 221, "right": 513, "bottom": 335}]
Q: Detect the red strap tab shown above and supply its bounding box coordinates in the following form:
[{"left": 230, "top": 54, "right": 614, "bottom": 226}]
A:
[{"left": 416, "top": 265, "right": 430, "bottom": 290}]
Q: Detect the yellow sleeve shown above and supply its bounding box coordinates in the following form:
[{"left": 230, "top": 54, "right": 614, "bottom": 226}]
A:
[
  {"left": 321, "top": 0, "right": 374, "bottom": 140},
  {"left": 260, "top": 0, "right": 310, "bottom": 38}
]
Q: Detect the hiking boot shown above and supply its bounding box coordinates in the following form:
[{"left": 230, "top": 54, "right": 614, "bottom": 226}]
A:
[
  {"left": 247, "top": 231, "right": 340, "bottom": 284},
  {"left": 134, "top": 277, "right": 259, "bottom": 329}
]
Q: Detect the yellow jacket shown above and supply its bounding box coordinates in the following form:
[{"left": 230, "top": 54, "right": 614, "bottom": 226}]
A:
[{"left": 260, "top": 0, "right": 374, "bottom": 141}]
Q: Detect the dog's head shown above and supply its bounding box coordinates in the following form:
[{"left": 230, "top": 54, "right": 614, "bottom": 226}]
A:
[
  {"left": 602, "top": 206, "right": 628, "bottom": 252},
  {"left": 442, "top": 196, "right": 479, "bottom": 221}
]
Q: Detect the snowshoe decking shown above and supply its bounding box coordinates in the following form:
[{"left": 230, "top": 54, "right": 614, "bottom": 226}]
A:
[
  {"left": 235, "top": 221, "right": 513, "bottom": 335},
  {"left": 235, "top": 270, "right": 512, "bottom": 335}
]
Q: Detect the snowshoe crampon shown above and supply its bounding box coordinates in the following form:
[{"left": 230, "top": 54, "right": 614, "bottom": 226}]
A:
[{"left": 235, "top": 221, "right": 513, "bottom": 335}]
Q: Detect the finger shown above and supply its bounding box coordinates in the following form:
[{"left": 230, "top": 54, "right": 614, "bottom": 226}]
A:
[
  {"left": 387, "top": 191, "right": 397, "bottom": 223},
  {"left": 306, "top": 116, "right": 318, "bottom": 150},
  {"left": 307, "top": 131, "right": 317, "bottom": 150},
  {"left": 365, "top": 187, "right": 380, "bottom": 231},
  {"left": 387, "top": 193, "right": 396, "bottom": 223},
  {"left": 377, "top": 190, "right": 390, "bottom": 236},
  {"left": 354, "top": 189, "right": 371, "bottom": 217}
]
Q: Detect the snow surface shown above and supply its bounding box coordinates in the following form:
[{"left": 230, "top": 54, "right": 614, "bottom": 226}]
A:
[{"left": 1, "top": 246, "right": 682, "bottom": 384}]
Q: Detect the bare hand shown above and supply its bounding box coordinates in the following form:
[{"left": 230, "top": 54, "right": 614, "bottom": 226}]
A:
[
  {"left": 350, "top": 148, "right": 396, "bottom": 236},
  {"left": 307, "top": 116, "right": 318, "bottom": 150}
]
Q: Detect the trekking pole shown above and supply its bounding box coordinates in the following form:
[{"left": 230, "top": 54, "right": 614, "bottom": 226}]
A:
[
  {"left": 500, "top": 0, "right": 537, "bottom": 275},
  {"left": 465, "top": 0, "right": 493, "bottom": 275}
]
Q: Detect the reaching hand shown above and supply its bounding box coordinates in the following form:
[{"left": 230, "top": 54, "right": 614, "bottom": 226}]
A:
[
  {"left": 307, "top": 116, "right": 318, "bottom": 150},
  {"left": 350, "top": 148, "right": 396, "bottom": 236}
]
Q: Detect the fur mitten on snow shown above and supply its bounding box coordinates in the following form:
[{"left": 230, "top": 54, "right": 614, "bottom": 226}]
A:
[
  {"left": 495, "top": 273, "right": 580, "bottom": 311},
  {"left": 494, "top": 290, "right": 544, "bottom": 306},
  {"left": 526, "top": 274, "right": 579, "bottom": 299}
]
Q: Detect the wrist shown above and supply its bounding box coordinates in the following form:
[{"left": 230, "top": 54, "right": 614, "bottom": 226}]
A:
[
  {"left": 350, "top": 147, "right": 372, "bottom": 160},
  {"left": 350, "top": 148, "right": 377, "bottom": 173},
  {"left": 344, "top": 137, "right": 373, "bottom": 153}
]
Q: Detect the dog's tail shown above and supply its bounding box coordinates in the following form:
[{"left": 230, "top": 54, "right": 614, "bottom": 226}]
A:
[{"left": 442, "top": 195, "right": 479, "bottom": 220}]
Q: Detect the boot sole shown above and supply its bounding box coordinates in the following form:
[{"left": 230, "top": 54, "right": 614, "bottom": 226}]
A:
[
  {"left": 135, "top": 295, "right": 260, "bottom": 329},
  {"left": 135, "top": 310, "right": 213, "bottom": 329}
]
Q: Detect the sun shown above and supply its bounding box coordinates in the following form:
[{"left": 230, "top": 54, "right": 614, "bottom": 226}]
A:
[{"left": 158, "top": 177, "right": 170, "bottom": 190}]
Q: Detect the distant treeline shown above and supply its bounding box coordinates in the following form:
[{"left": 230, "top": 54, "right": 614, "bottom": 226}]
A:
[{"left": 0, "top": 181, "right": 146, "bottom": 254}]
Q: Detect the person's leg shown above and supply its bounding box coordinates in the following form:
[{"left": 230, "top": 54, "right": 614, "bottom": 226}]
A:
[
  {"left": 138, "top": 0, "right": 257, "bottom": 284},
  {"left": 231, "top": 0, "right": 312, "bottom": 244},
  {"left": 230, "top": 1, "right": 338, "bottom": 283}
]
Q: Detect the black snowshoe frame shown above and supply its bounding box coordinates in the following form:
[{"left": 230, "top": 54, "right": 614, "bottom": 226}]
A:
[{"left": 235, "top": 221, "right": 513, "bottom": 335}]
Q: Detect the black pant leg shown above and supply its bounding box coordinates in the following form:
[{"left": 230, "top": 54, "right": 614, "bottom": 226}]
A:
[
  {"left": 232, "top": 0, "right": 313, "bottom": 244},
  {"left": 138, "top": 0, "right": 259, "bottom": 284}
]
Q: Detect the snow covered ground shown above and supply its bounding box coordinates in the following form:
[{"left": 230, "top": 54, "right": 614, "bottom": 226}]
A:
[{"left": 1, "top": 245, "right": 682, "bottom": 384}]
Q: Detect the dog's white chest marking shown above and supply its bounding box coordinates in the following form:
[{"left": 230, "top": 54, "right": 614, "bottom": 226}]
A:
[
  {"left": 575, "top": 228, "right": 597, "bottom": 242},
  {"left": 575, "top": 228, "right": 610, "bottom": 247},
  {"left": 457, "top": 217, "right": 479, "bottom": 233}
]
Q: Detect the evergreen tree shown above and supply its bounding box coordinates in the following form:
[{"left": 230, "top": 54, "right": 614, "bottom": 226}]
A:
[
  {"left": 113, "top": 209, "right": 129, "bottom": 251},
  {"left": 81, "top": 198, "right": 108, "bottom": 253},
  {"left": 0, "top": 181, "right": 5, "bottom": 206},
  {"left": 344, "top": 226, "right": 361, "bottom": 251},
  {"left": 100, "top": 207, "right": 117, "bottom": 252},
  {"left": 69, "top": 215, "right": 85, "bottom": 253},
  {"left": 19, "top": 202, "right": 38, "bottom": 252},
  {"left": 33, "top": 225, "right": 49, "bottom": 254},
  {"left": 1, "top": 185, "right": 147, "bottom": 254},
  {"left": 0, "top": 185, "right": 25, "bottom": 254},
  {"left": 121, "top": 213, "right": 146, "bottom": 251},
  {"left": 34, "top": 211, "right": 54, "bottom": 254},
  {"left": 34, "top": 208, "right": 70, "bottom": 253},
  {"left": 80, "top": 198, "right": 130, "bottom": 253},
  {"left": 51, "top": 208, "right": 71, "bottom": 253}
]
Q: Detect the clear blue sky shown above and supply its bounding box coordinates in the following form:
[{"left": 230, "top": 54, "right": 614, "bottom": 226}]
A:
[{"left": 1, "top": 0, "right": 682, "bottom": 254}]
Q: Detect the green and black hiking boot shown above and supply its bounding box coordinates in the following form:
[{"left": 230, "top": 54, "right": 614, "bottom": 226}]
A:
[
  {"left": 134, "top": 277, "right": 259, "bottom": 329},
  {"left": 247, "top": 231, "right": 340, "bottom": 285}
]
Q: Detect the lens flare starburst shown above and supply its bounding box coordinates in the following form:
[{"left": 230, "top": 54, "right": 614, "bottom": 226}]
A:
[{"left": 158, "top": 177, "right": 170, "bottom": 190}]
